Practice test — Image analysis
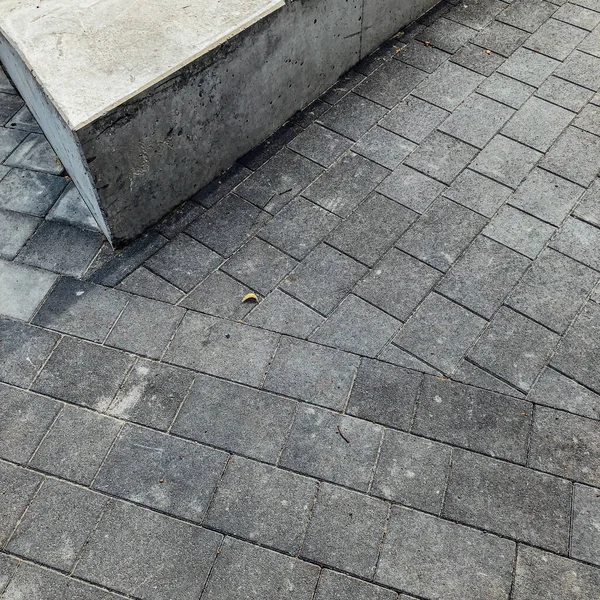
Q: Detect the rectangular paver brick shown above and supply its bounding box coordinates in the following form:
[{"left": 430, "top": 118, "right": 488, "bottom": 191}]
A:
[
  {"left": 352, "top": 126, "right": 417, "bottom": 171},
  {"left": 524, "top": 17, "right": 587, "bottom": 59},
  {"left": 287, "top": 123, "right": 352, "bottom": 168},
  {"left": 536, "top": 75, "right": 595, "bottom": 111},
  {"left": 315, "top": 570, "right": 396, "bottom": 600},
  {"left": 380, "top": 96, "right": 450, "bottom": 143},
  {"left": 477, "top": 72, "right": 535, "bottom": 109},
  {"left": 416, "top": 18, "right": 476, "bottom": 52},
  {"left": 443, "top": 169, "right": 512, "bottom": 217},
  {"left": 498, "top": 48, "right": 559, "bottom": 86},
  {"left": 473, "top": 21, "right": 530, "bottom": 56},
  {"left": 497, "top": 0, "right": 558, "bottom": 31},
  {"left": 572, "top": 484, "right": 600, "bottom": 566},
  {"left": 554, "top": 50, "right": 600, "bottom": 90},
  {"left": 0, "top": 208, "right": 40, "bottom": 260},
  {"left": 551, "top": 216, "right": 600, "bottom": 271}
]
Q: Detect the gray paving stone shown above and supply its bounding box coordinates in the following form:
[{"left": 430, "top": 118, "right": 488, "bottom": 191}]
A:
[
  {"left": 574, "top": 179, "right": 600, "bottom": 227},
  {"left": 7, "top": 479, "right": 106, "bottom": 571},
  {"left": 380, "top": 96, "right": 450, "bottom": 143},
  {"left": 498, "top": 0, "right": 558, "bottom": 31},
  {"left": 287, "top": 124, "right": 352, "bottom": 168},
  {"left": 443, "top": 169, "right": 512, "bottom": 217},
  {"left": 352, "top": 126, "right": 417, "bottom": 170},
  {"left": 0, "top": 385, "right": 59, "bottom": 465},
  {"left": 550, "top": 216, "right": 600, "bottom": 270},
  {"left": 258, "top": 196, "right": 340, "bottom": 260},
  {"left": 0, "top": 68, "right": 15, "bottom": 94},
  {"left": 498, "top": 47, "right": 560, "bottom": 86},
  {"left": 377, "top": 164, "right": 446, "bottom": 213},
  {"left": 32, "top": 336, "right": 134, "bottom": 411},
  {"left": 477, "top": 72, "right": 536, "bottom": 109},
  {"left": 6, "top": 105, "right": 43, "bottom": 134},
  {"left": 530, "top": 404, "right": 600, "bottom": 485},
  {"left": 354, "top": 248, "right": 442, "bottom": 321},
  {"left": 450, "top": 43, "right": 506, "bottom": 76},
  {"left": 280, "top": 243, "right": 368, "bottom": 315},
  {"left": 202, "top": 537, "right": 318, "bottom": 600},
  {"left": 444, "top": 449, "right": 572, "bottom": 552},
  {"left": 572, "top": 483, "right": 600, "bottom": 565},
  {"left": 513, "top": 545, "right": 600, "bottom": 600},
  {"left": 446, "top": 0, "right": 506, "bottom": 29},
  {"left": 579, "top": 22, "right": 600, "bottom": 56},
  {"left": 239, "top": 122, "right": 304, "bottom": 171},
  {"left": 280, "top": 404, "right": 383, "bottom": 490},
  {"left": 314, "top": 570, "right": 396, "bottom": 600},
  {"left": 321, "top": 70, "right": 366, "bottom": 105},
  {"left": 244, "top": 289, "right": 324, "bottom": 337},
  {"left": 394, "top": 293, "right": 487, "bottom": 374},
  {"left": 376, "top": 506, "right": 515, "bottom": 600},
  {"left": 94, "top": 424, "right": 226, "bottom": 522},
  {"left": 75, "top": 501, "right": 222, "bottom": 600},
  {"left": 186, "top": 193, "right": 270, "bottom": 257},
  {"left": 575, "top": 0, "right": 600, "bottom": 11},
  {"left": 529, "top": 367, "right": 600, "bottom": 419},
  {"left": 264, "top": 336, "right": 359, "bottom": 410},
  {"left": 172, "top": 373, "right": 296, "bottom": 462},
  {"left": 164, "top": 312, "right": 280, "bottom": 387},
  {"left": 4, "top": 133, "right": 62, "bottom": 174},
  {"left": 525, "top": 17, "right": 588, "bottom": 59},
  {"left": 536, "top": 75, "right": 595, "bottom": 111},
  {"left": 415, "top": 377, "right": 532, "bottom": 461},
  {"left": 555, "top": 1, "right": 600, "bottom": 27},
  {"left": 0, "top": 259, "right": 58, "bottom": 321},
  {"left": 145, "top": 233, "right": 222, "bottom": 292},
  {"left": 452, "top": 358, "right": 527, "bottom": 397},
  {"left": 193, "top": 163, "right": 251, "bottom": 208},
  {"left": 301, "top": 482, "right": 388, "bottom": 578},
  {"left": 416, "top": 17, "right": 477, "bottom": 52},
  {"left": 574, "top": 103, "right": 600, "bottom": 136},
  {"left": 346, "top": 358, "right": 422, "bottom": 429},
  {"left": 395, "top": 40, "right": 450, "bottom": 73},
  {"left": 304, "top": 152, "right": 389, "bottom": 218},
  {"left": 413, "top": 62, "right": 485, "bottom": 111},
  {"left": 0, "top": 209, "right": 39, "bottom": 260},
  {"left": 0, "top": 129, "right": 27, "bottom": 162},
  {"left": 117, "top": 266, "right": 183, "bottom": 303},
  {"left": 317, "top": 93, "right": 387, "bottom": 141},
  {"left": 0, "top": 461, "right": 41, "bottom": 547},
  {"left": 379, "top": 343, "right": 443, "bottom": 375},
  {"left": 471, "top": 135, "right": 543, "bottom": 188},
  {"left": 0, "top": 318, "right": 58, "bottom": 387},
  {"left": 507, "top": 248, "right": 598, "bottom": 332},
  {"left": 105, "top": 295, "right": 184, "bottom": 359},
  {"left": 0, "top": 92, "right": 23, "bottom": 124},
  {"left": 0, "top": 554, "right": 17, "bottom": 595},
  {"left": 290, "top": 99, "right": 331, "bottom": 129},
  {"left": 397, "top": 197, "right": 486, "bottom": 272},
  {"left": 46, "top": 184, "right": 98, "bottom": 231},
  {"left": 206, "top": 456, "right": 317, "bottom": 554},
  {"left": 473, "top": 21, "right": 530, "bottom": 56},
  {"left": 469, "top": 306, "right": 560, "bottom": 391},
  {"left": 153, "top": 200, "right": 205, "bottom": 240},
  {"left": 555, "top": 50, "right": 600, "bottom": 90},
  {"left": 372, "top": 428, "right": 451, "bottom": 512}
]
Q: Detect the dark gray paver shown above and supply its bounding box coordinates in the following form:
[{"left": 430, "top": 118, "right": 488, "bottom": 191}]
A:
[
  {"left": 206, "top": 456, "right": 317, "bottom": 554},
  {"left": 416, "top": 17, "right": 476, "bottom": 52},
  {"left": 7, "top": 479, "right": 106, "bottom": 571},
  {"left": 536, "top": 75, "right": 595, "bottom": 111},
  {"left": 47, "top": 184, "right": 99, "bottom": 231},
  {"left": 193, "top": 163, "right": 251, "bottom": 208},
  {"left": 0, "top": 554, "right": 18, "bottom": 595},
  {"left": 0, "top": 92, "right": 23, "bottom": 124},
  {"left": 301, "top": 482, "right": 388, "bottom": 578},
  {"left": 394, "top": 293, "right": 487, "bottom": 374},
  {"left": 551, "top": 217, "right": 600, "bottom": 271},
  {"left": 450, "top": 43, "right": 506, "bottom": 76},
  {"left": 5, "top": 134, "right": 62, "bottom": 174},
  {"left": 0, "top": 168, "right": 65, "bottom": 217},
  {"left": 239, "top": 122, "right": 304, "bottom": 171},
  {"left": 498, "top": 47, "right": 559, "bottom": 86},
  {"left": 320, "top": 70, "right": 365, "bottom": 105},
  {"left": 574, "top": 103, "right": 600, "bottom": 136},
  {"left": 172, "top": 373, "right": 296, "bottom": 463},
  {"left": 395, "top": 40, "right": 450, "bottom": 73},
  {"left": 376, "top": 506, "right": 515, "bottom": 600},
  {"left": 153, "top": 200, "right": 205, "bottom": 240},
  {"left": 469, "top": 306, "right": 559, "bottom": 391},
  {"left": 7, "top": 105, "right": 43, "bottom": 134},
  {"left": 477, "top": 72, "right": 536, "bottom": 109},
  {"left": 555, "top": 2, "right": 600, "bottom": 28},
  {"left": 0, "top": 209, "right": 40, "bottom": 260},
  {"left": 473, "top": 20, "right": 530, "bottom": 56},
  {"left": 524, "top": 17, "right": 587, "bottom": 59},
  {"left": 555, "top": 50, "right": 600, "bottom": 90},
  {"left": 0, "top": 130, "right": 27, "bottom": 163},
  {"left": 497, "top": 0, "right": 558, "bottom": 31},
  {"left": 380, "top": 96, "right": 450, "bottom": 143},
  {"left": 572, "top": 484, "right": 600, "bottom": 565},
  {"left": 443, "top": 169, "right": 512, "bottom": 217},
  {"left": 352, "top": 126, "right": 417, "bottom": 170},
  {"left": 314, "top": 570, "right": 396, "bottom": 600},
  {"left": 414, "top": 377, "right": 532, "bottom": 462},
  {"left": 31, "top": 404, "right": 121, "bottom": 485},
  {"left": 372, "top": 428, "right": 451, "bottom": 513},
  {"left": 379, "top": 343, "right": 443, "bottom": 375},
  {"left": 445, "top": 449, "right": 572, "bottom": 552},
  {"left": 446, "top": 0, "right": 505, "bottom": 29},
  {"left": 574, "top": 180, "right": 600, "bottom": 228},
  {"left": 75, "top": 501, "right": 222, "bottom": 600},
  {"left": 287, "top": 123, "right": 352, "bottom": 167},
  {"left": 280, "top": 404, "right": 383, "bottom": 491},
  {"left": 452, "top": 358, "right": 527, "bottom": 397}
]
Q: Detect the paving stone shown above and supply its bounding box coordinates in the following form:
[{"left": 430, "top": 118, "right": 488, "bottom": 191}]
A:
[
  {"left": 354, "top": 248, "right": 442, "bottom": 321},
  {"left": 346, "top": 358, "right": 422, "bottom": 429},
  {"left": 0, "top": 209, "right": 39, "bottom": 260},
  {"left": 153, "top": 201, "right": 205, "bottom": 240},
  {"left": 7, "top": 479, "right": 106, "bottom": 570},
  {"left": 416, "top": 18, "right": 477, "bottom": 52},
  {"left": 239, "top": 122, "right": 304, "bottom": 171},
  {"left": 280, "top": 404, "right": 383, "bottom": 490},
  {"left": 452, "top": 358, "right": 527, "bottom": 397},
  {"left": 575, "top": 0, "right": 600, "bottom": 11},
  {"left": 317, "top": 93, "right": 387, "bottom": 141},
  {"left": 314, "top": 570, "right": 396, "bottom": 600},
  {"left": 75, "top": 501, "right": 222, "bottom": 600},
  {"left": 354, "top": 60, "right": 426, "bottom": 109},
  {"left": 376, "top": 506, "right": 515, "bottom": 600},
  {"left": 413, "top": 61, "right": 485, "bottom": 111},
  {"left": 32, "top": 336, "right": 134, "bottom": 411},
  {"left": 574, "top": 103, "right": 600, "bottom": 136},
  {"left": 414, "top": 377, "right": 532, "bottom": 461},
  {"left": 379, "top": 343, "right": 443, "bottom": 375},
  {"left": 290, "top": 98, "right": 331, "bottom": 129},
  {"left": 372, "top": 428, "right": 451, "bottom": 512},
  {"left": 0, "top": 69, "right": 16, "bottom": 94},
  {"left": 258, "top": 196, "right": 340, "bottom": 260},
  {"left": 507, "top": 248, "right": 598, "bottom": 332},
  {"left": 0, "top": 318, "right": 58, "bottom": 387},
  {"left": 444, "top": 449, "right": 572, "bottom": 551},
  {"left": 206, "top": 456, "right": 316, "bottom": 554},
  {"left": 352, "top": 126, "right": 417, "bottom": 170},
  {"left": 186, "top": 193, "right": 270, "bottom": 257},
  {"left": 525, "top": 17, "right": 588, "bottom": 60},
  {"left": 193, "top": 163, "right": 251, "bottom": 209},
  {"left": 572, "top": 483, "right": 600, "bottom": 565},
  {"left": 471, "top": 135, "right": 543, "bottom": 188},
  {"left": 301, "top": 483, "right": 388, "bottom": 578},
  {"left": 395, "top": 40, "right": 450, "bottom": 73},
  {"left": 0, "top": 129, "right": 27, "bottom": 162},
  {"left": 46, "top": 184, "right": 98, "bottom": 231},
  {"left": 450, "top": 43, "right": 506, "bottom": 76},
  {"left": 0, "top": 554, "right": 17, "bottom": 595},
  {"left": 446, "top": 0, "right": 506, "bottom": 29},
  {"left": 105, "top": 295, "right": 184, "bottom": 359},
  {"left": 555, "top": 50, "right": 600, "bottom": 90},
  {"left": 530, "top": 404, "right": 600, "bottom": 485},
  {"left": 304, "top": 152, "right": 389, "bottom": 218},
  {"left": 33, "top": 277, "right": 128, "bottom": 343},
  {"left": 264, "top": 336, "right": 359, "bottom": 409},
  {"left": 321, "top": 70, "right": 366, "bottom": 105},
  {"left": 536, "top": 75, "right": 595, "bottom": 111},
  {"left": 473, "top": 21, "right": 530, "bottom": 56},
  {"left": 6, "top": 105, "right": 42, "bottom": 134},
  {"left": 550, "top": 216, "right": 600, "bottom": 270},
  {"left": 574, "top": 179, "right": 600, "bottom": 227},
  {"left": 280, "top": 243, "right": 368, "bottom": 315},
  {"left": 529, "top": 367, "right": 600, "bottom": 419},
  {"left": 394, "top": 293, "right": 487, "bottom": 374},
  {"left": 555, "top": 1, "right": 600, "bottom": 27},
  {"left": 0, "top": 384, "right": 58, "bottom": 465},
  {"left": 117, "top": 266, "right": 183, "bottom": 303},
  {"left": 4, "top": 133, "right": 62, "bottom": 174},
  {"left": 165, "top": 312, "right": 279, "bottom": 387},
  {"left": 579, "top": 22, "right": 600, "bottom": 56},
  {"left": 498, "top": 0, "right": 558, "bottom": 31},
  {"left": 514, "top": 545, "right": 600, "bottom": 599},
  {"left": 286, "top": 124, "right": 352, "bottom": 168},
  {"left": 377, "top": 164, "right": 446, "bottom": 213},
  {"left": 397, "top": 197, "right": 486, "bottom": 272},
  {"left": 380, "top": 96, "right": 450, "bottom": 143},
  {"left": 0, "top": 259, "right": 58, "bottom": 321},
  {"left": 477, "top": 72, "right": 536, "bottom": 109},
  {"left": 0, "top": 461, "right": 42, "bottom": 547},
  {"left": 145, "top": 233, "right": 221, "bottom": 292},
  {"left": 443, "top": 169, "right": 512, "bottom": 217},
  {"left": 0, "top": 92, "right": 23, "bottom": 125},
  {"left": 469, "top": 306, "right": 560, "bottom": 391},
  {"left": 202, "top": 537, "right": 318, "bottom": 600},
  {"left": 498, "top": 47, "right": 560, "bottom": 86},
  {"left": 172, "top": 373, "right": 296, "bottom": 462}
]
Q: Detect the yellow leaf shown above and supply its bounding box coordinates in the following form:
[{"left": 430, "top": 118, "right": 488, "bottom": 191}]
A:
[{"left": 242, "top": 293, "right": 258, "bottom": 303}]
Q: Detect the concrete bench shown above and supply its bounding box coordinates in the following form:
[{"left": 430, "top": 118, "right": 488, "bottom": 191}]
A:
[{"left": 0, "top": 0, "right": 438, "bottom": 246}]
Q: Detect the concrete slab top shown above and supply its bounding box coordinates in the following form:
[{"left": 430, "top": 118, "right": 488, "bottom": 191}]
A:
[{"left": 0, "top": 0, "right": 285, "bottom": 130}]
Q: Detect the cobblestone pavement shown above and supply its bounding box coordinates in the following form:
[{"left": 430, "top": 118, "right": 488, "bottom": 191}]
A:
[{"left": 3, "top": 0, "right": 600, "bottom": 597}]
